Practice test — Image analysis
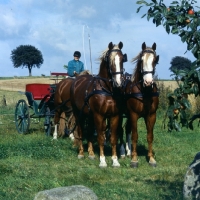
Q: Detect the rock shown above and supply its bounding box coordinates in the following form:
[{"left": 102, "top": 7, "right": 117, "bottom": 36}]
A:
[
  {"left": 34, "top": 185, "right": 98, "bottom": 200},
  {"left": 183, "top": 152, "right": 200, "bottom": 199}
]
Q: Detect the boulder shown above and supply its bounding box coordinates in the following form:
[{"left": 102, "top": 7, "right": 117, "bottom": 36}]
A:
[
  {"left": 183, "top": 152, "right": 200, "bottom": 199},
  {"left": 34, "top": 185, "right": 98, "bottom": 200}
]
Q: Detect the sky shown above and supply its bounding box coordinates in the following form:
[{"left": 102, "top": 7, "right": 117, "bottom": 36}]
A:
[{"left": 0, "top": 0, "right": 199, "bottom": 79}]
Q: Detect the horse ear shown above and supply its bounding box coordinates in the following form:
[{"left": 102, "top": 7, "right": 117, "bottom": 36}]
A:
[
  {"left": 118, "top": 41, "right": 123, "bottom": 49},
  {"left": 155, "top": 55, "right": 159, "bottom": 64},
  {"left": 108, "top": 42, "right": 114, "bottom": 50},
  {"left": 152, "top": 42, "right": 156, "bottom": 51},
  {"left": 142, "top": 42, "right": 146, "bottom": 51}
]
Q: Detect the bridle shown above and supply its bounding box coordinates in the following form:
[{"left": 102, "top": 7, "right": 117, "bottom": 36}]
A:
[
  {"left": 139, "top": 49, "right": 158, "bottom": 76},
  {"left": 105, "top": 49, "right": 127, "bottom": 86}
]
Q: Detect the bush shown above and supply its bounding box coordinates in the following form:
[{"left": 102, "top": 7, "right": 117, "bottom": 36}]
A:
[{"left": 157, "top": 81, "right": 173, "bottom": 110}]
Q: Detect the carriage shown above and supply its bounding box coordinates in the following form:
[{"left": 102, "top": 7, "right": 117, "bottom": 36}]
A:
[
  {"left": 14, "top": 72, "right": 68, "bottom": 135},
  {"left": 15, "top": 83, "right": 55, "bottom": 135}
]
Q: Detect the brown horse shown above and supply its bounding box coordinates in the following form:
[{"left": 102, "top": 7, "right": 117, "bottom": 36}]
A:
[
  {"left": 120, "top": 42, "right": 159, "bottom": 168},
  {"left": 53, "top": 70, "right": 90, "bottom": 139},
  {"left": 70, "top": 42, "right": 127, "bottom": 167}
]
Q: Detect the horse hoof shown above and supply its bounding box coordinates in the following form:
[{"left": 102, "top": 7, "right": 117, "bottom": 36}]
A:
[
  {"left": 112, "top": 158, "right": 120, "bottom": 167},
  {"left": 78, "top": 155, "right": 84, "bottom": 159},
  {"left": 99, "top": 163, "right": 107, "bottom": 168},
  {"left": 88, "top": 155, "right": 95, "bottom": 160},
  {"left": 126, "top": 152, "right": 131, "bottom": 157},
  {"left": 130, "top": 162, "right": 138, "bottom": 168},
  {"left": 112, "top": 163, "right": 120, "bottom": 167},
  {"left": 149, "top": 162, "right": 157, "bottom": 167}
]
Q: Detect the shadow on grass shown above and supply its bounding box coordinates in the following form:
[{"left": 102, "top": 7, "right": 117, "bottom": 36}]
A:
[
  {"left": 143, "top": 179, "right": 183, "bottom": 199},
  {"left": 81, "top": 140, "right": 155, "bottom": 164}
]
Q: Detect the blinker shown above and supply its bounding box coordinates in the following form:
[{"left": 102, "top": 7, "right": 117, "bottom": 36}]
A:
[{"left": 123, "top": 54, "right": 128, "bottom": 62}]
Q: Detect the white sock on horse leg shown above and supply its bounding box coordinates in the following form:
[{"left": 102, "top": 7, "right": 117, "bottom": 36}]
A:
[
  {"left": 99, "top": 156, "right": 107, "bottom": 167},
  {"left": 53, "top": 124, "right": 58, "bottom": 139}
]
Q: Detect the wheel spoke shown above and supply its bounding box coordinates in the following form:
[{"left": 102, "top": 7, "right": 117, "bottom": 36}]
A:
[{"left": 15, "top": 100, "right": 30, "bottom": 134}]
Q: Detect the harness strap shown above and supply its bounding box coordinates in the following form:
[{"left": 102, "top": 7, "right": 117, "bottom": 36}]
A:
[
  {"left": 78, "top": 77, "right": 113, "bottom": 120},
  {"left": 126, "top": 92, "right": 159, "bottom": 99}
]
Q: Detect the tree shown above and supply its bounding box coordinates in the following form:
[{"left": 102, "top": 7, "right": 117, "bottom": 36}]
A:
[
  {"left": 169, "top": 56, "right": 192, "bottom": 76},
  {"left": 11, "top": 45, "right": 44, "bottom": 76},
  {"left": 136, "top": 0, "right": 200, "bottom": 131},
  {"left": 136, "top": 0, "right": 200, "bottom": 67}
]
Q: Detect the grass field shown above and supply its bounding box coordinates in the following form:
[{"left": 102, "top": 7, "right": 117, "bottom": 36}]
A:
[
  {"left": 0, "top": 77, "right": 199, "bottom": 199},
  {"left": 0, "top": 89, "right": 200, "bottom": 199}
]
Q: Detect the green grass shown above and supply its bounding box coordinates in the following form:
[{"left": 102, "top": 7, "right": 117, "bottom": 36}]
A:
[{"left": 0, "top": 91, "right": 200, "bottom": 199}]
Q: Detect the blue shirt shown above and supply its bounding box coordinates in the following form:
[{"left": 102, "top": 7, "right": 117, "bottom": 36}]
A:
[{"left": 68, "top": 59, "right": 84, "bottom": 77}]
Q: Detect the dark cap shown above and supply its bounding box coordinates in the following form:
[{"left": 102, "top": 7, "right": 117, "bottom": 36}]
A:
[{"left": 73, "top": 51, "right": 81, "bottom": 58}]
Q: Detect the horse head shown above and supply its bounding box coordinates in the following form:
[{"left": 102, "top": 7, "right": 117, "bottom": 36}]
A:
[
  {"left": 139, "top": 42, "right": 159, "bottom": 87},
  {"left": 104, "top": 41, "right": 127, "bottom": 88}
]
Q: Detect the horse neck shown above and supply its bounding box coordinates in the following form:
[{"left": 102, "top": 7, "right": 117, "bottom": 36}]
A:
[
  {"left": 97, "top": 60, "right": 110, "bottom": 79},
  {"left": 133, "top": 63, "right": 143, "bottom": 83}
]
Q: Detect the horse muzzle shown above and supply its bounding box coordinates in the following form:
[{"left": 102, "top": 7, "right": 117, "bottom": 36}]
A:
[
  {"left": 143, "top": 79, "right": 153, "bottom": 87},
  {"left": 143, "top": 73, "right": 153, "bottom": 87}
]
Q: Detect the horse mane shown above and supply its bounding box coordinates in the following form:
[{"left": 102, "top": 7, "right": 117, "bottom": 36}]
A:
[
  {"left": 97, "top": 48, "right": 109, "bottom": 62},
  {"left": 74, "top": 70, "right": 91, "bottom": 77},
  {"left": 79, "top": 70, "right": 91, "bottom": 75},
  {"left": 131, "top": 47, "right": 156, "bottom": 82},
  {"left": 97, "top": 44, "right": 121, "bottom": 74}
]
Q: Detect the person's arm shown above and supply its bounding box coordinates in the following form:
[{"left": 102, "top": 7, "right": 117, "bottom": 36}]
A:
[{"left": 67, "top": 61, "right": 75, "bottom": 77}]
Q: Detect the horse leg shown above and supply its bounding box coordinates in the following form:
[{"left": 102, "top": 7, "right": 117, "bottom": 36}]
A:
[
  {"left": 145, "top": 113, "right": 157, "bottom": 167},
  {"left": 110, "top": 116, "right": 120, "bottom": 167},
  {"left": 94, "top": 115, "right": 108, "bottom": 167},
  {"left": 76, "top": 119, "right": 85, "bottom": 159},
  {"left": 58, "top": 112, "right": 66, "bottom": 137},
  {"left": 86, "top": 117, "right": 95, "bottom": 159},
  {"left": 118, "top": 116, "right": 126, "bottom": 158},
  {"left": 53, "top": 110, "right": 61, "bottom": 139},
  {"left": 125, "top": 118, "right": 131, "bottom": 157},
  {"left": 130, "top": 113, "right": 139, "bottom": 168},
  {"left": 66, "top": 112, "right": 75, "bottom": 141}
]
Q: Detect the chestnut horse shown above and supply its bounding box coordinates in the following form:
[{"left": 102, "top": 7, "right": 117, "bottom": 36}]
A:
[
  {"left": 53, "top": 70, "right": 90, "bottom": 139},
  {"left": 70, "top": 42, "right": 127, "bottom": 167},
  {"left": 120, "top": 42, "right": 159, "bottom": 168}
]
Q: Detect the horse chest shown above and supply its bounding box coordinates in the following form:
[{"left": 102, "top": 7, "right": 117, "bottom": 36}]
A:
[
  {"left": 127, "top": 98, "right": 156, "bottom": 114},
  {"left": 91, "top": 96, "right": 118, "bottom": 114}
]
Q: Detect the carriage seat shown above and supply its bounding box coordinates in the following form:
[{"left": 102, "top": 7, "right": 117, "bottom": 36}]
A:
[{"left": 25, "top": 84, "right": 51, "bottom": 106}]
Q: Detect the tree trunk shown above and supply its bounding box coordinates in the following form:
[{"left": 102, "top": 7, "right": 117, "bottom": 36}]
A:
[{"left": 28, "top": 66, "right": 32, "bottom": 76}]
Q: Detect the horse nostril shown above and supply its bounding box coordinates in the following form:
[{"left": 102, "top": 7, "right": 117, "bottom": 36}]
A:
[{"left": 144, "top": 80, "right": 153, "bottom": 87}]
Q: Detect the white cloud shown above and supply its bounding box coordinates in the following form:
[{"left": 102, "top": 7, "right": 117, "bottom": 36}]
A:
[{"left": 77, "top": 6, "right": 96, "bottom": 18}]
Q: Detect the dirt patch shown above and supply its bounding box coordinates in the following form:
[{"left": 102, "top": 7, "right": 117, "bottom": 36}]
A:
[{"left": 0, "top": 77, "right": 57, "bottom": 91}]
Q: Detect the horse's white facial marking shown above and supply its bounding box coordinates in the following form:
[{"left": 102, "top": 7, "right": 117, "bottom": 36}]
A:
[
  {"left": 114, "top": 54, "right": 121, "bottom": 86},
  {"left": 142, "top": 53, "right": 154, "bottom": 86}
]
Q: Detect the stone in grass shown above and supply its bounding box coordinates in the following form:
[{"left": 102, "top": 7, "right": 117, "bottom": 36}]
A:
[
  {"left": 183, "top": 152, "right": 200, "bottom": 199},
  {"left": 34, "top": 185, "right": 98, "bottom": 200}
]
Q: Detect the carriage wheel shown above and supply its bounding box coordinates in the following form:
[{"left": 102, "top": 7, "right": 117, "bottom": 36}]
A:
[
  {"left": 15, "top": 99, "right": 30, "bottom": 134},
  {"left": 44, "top": 107, "right": 52, "bottom": 136}
]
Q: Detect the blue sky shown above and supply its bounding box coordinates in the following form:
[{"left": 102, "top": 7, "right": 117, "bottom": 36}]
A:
[{"left": 0, "top": 0, "right": 199, "bottom": 79}]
